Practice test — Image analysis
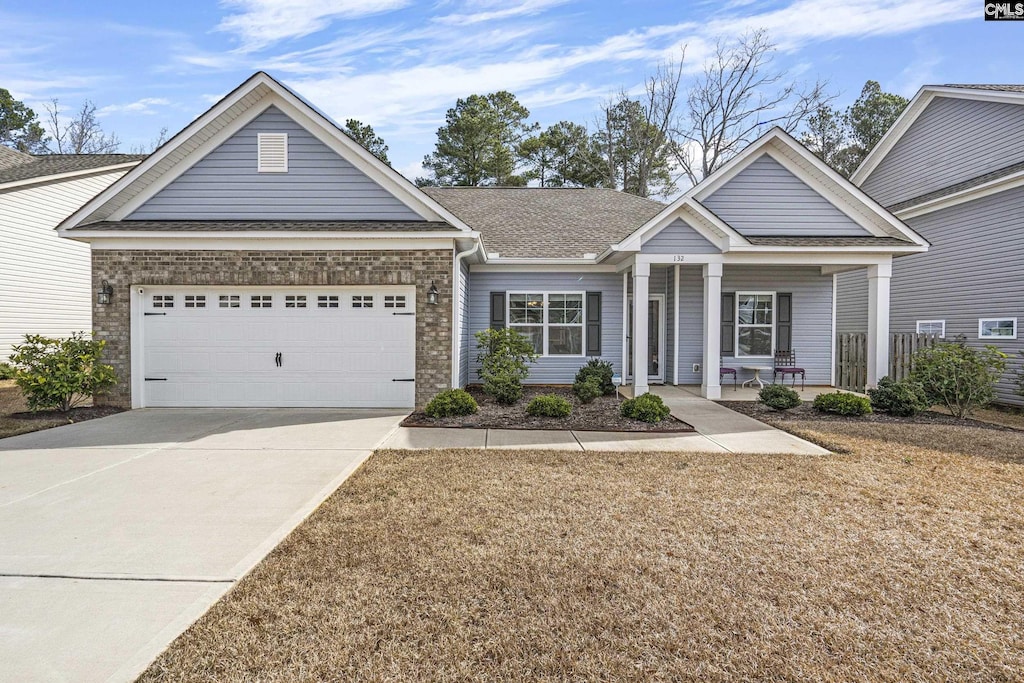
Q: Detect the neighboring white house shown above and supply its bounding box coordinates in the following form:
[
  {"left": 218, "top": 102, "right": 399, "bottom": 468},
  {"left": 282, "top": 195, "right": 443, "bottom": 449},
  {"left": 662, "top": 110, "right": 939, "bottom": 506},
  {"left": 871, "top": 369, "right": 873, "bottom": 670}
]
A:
[{"left": 0, "top": 147, "right": 144, "bottom": 360}]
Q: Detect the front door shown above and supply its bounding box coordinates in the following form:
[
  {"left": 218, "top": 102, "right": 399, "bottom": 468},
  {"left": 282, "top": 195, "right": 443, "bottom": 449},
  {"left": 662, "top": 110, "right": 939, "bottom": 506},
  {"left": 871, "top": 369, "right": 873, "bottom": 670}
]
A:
[{"left": 626, "top": 295, "right": 666, "bottom": 382}]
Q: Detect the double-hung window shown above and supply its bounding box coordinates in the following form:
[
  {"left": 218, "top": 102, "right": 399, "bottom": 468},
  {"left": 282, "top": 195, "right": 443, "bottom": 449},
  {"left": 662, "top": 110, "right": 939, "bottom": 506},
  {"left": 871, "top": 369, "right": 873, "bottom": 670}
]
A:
[
  {"left": 508, "top": 292, "right": 584, "bottom": 356},
  {"left": 736, "top": 292, "right": 774, "bottom": 357}
]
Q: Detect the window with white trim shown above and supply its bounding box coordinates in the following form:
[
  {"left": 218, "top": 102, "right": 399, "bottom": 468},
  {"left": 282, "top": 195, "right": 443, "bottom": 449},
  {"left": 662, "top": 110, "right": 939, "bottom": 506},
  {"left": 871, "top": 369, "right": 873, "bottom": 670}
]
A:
[
  {"left": 152, "top": 295, "right": 174, "bottom": 308},
  {"left": 251, "top": 295, "right": 273, "bottom": 308},
  {"left": 979, "top": 318, "right": 1017, "bottom": 339},
  {"left": 352, "top": 295, "right": 374, "bottom": 308},
  {"left": 219, "top": 295, "right": 240, "bottom": 308},
  {"left": 508, "top": 292, "right": 584, "bottom": 356},
  {"left": 735, "top": 292, "right": 774, "bottom": 357},
  {"left": 285, "top": 295, "right": 307, "bottom": 308},
  {"left": 916, "top": 320, "right": 945, "bottom": 337},
  {"left": 184, "top": 295, "right": 206, "bottom": 309},
  {"left": 257, "top": 133, "right": 288, "bottom": 172}
]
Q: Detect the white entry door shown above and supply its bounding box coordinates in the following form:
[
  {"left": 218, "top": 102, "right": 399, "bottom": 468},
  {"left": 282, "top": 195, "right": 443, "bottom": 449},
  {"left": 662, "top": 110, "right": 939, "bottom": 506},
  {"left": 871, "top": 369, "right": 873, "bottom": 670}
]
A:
[{"left": 138, "top": 287, "right": 416, "bottom": 408}]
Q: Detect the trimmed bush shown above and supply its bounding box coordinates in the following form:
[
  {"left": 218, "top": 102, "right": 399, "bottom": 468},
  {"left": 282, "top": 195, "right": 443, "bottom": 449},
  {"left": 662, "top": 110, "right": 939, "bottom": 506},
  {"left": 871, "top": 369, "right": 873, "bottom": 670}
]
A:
[
  {"left": 526, "top": 394, "right": 572, "bottom": 418},
  {"left": 813, "top": 391, "right": 872, "bottom": 416},
  {"left": 868, "top": 376, "right": 928, "bottom": 417},
  {"left": 573, "top": 376, "right": 603, "bottom": 404},
  {"left": 911, "top": 341, "right": 1007, "bottom": 418},
  {"left": 574, "top": 359, "right": 615, "bottom": 396},
  {"left": 621, "top": 393, "right": 671, "bottom": 423},
  {"left": 8, "top": 332, "right": 116, "bottom": 412},
  {"left": 0, "top": 362, "right": 15, "bottom": 380},
  {"left": 758, "top": 384, "right": 801, "bottom": 411},
  {"left": 425, "top": 389, "right": 478, "bottom": 418},
  {"left": 475, "top": 328, "right": 538, "bottom": 405}
]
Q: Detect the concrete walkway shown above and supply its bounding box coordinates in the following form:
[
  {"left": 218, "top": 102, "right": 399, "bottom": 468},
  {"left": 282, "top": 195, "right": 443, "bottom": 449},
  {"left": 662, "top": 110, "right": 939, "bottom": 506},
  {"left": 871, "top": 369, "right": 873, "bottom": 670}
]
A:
[
  {"left": 380, "top": 388, "right": 827, "bottom": 455},
  {"left": 0, "top": 408, "right": 405, "bottom": 683}
]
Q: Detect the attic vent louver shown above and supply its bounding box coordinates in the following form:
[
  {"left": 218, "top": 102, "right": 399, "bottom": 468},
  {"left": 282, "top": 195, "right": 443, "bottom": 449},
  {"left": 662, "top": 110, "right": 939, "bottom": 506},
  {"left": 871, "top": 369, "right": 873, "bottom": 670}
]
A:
[{"left": 257, "top": 133, "right": 288, "bottom": 172}]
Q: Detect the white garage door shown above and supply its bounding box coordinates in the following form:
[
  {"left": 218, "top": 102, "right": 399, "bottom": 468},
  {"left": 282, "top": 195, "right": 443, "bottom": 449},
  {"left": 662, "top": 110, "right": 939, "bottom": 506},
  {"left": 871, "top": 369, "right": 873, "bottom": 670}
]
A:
[{"left": 139, "top": 287, "right": 416, "bottom": 408}]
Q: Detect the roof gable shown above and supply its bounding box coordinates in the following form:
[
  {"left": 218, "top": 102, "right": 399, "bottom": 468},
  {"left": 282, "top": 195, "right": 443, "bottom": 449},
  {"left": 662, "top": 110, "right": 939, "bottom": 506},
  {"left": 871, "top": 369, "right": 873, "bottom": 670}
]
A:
[
  {"left": 127, "top": 106, "right": 421, "bottom": 221},
  {"left": 701, "top": 154, "right": 871, "bottom": 237},
  {"left": 59, "top": 72, "right": 472, "bottom": 234}
]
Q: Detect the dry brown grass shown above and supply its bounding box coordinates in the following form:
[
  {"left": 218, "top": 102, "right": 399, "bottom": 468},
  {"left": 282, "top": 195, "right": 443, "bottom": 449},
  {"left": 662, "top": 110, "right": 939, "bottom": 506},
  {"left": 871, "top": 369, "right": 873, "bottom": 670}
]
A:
[{"left": 140, "top": 425, "right": 1024, "bottom": 683}]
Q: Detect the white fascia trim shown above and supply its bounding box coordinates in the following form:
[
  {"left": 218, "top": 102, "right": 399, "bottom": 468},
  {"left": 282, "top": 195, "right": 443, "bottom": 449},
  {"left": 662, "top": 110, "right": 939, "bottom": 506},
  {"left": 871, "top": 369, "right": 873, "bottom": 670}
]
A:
[
  {"left": 895, "top": 169, "right": 1024, "bottom": 219},
  {"left": 611, "top": 199, "right": 739, "bottom": 254},
  {"left": 471, "top": 263, "right": 617, "bottom": 273},
  {"left": 852, "top": 87, "right": 1024, "bottom": 184},
  {"left": 727, "top": 244, "right": 927, "bottom": 254},
  {"left": 0, "top": 162, "right": 141, "bottom": 193},
  {"left": 76, "top": 236, "right": 460, "bottom": 251},
  {"left": 480, "top": 257, "right": 601, "bottom": 266},
  {"left": 60, "top": 229, "right": 470, "bottom": 240}
]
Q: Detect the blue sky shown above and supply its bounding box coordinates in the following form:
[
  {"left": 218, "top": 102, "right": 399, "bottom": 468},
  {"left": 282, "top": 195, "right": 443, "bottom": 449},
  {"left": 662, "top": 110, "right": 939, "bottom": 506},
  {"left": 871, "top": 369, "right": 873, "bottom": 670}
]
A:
[{"left": 2, "top": 0, "right": 1020, "bottom": 180}]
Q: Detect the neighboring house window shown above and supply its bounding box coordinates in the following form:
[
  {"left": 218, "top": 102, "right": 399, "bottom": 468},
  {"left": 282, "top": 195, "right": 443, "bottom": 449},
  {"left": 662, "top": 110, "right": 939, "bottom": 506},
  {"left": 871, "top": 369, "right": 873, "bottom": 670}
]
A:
[
  {"left": 979, "top": 318, "right": 1017, "bottom": 339},
  {"left": 916, "top": 320, "right": 945, "bottom": 337},
  {"left": 508, "top": 292, "right": 584, "bottom": 356},
  {"left": 735, "top": 292, "right": 774, "bottom": 357},
  {"left": 257, "top": 133, "right": 288, "bottom": 172}
]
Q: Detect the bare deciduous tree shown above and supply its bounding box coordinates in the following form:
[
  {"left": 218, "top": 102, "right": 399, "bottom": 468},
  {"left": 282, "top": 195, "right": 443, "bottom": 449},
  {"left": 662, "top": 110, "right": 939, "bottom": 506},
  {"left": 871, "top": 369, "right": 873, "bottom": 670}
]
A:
[
  {"left": 129, "top": 127, "right": 169, "bottom": 154},
  {"left": 674, "top": 29, "right": 832, "bottom": 186},
  {"left": 45, "top": 99, "right": 120, "bottom": 154}
]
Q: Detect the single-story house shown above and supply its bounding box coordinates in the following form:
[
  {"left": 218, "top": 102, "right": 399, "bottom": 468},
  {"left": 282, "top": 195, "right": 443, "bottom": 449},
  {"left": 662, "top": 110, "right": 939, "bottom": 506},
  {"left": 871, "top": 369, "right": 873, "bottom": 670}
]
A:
[
  {"left": 57, "top": 72, "right": 927, "bottom": 409},
  {"left": 838, "top": 84, "right": 1024, "bottom": 405},
  {"left": 0, "top": 147, "right": 143, "bottom": 359}
]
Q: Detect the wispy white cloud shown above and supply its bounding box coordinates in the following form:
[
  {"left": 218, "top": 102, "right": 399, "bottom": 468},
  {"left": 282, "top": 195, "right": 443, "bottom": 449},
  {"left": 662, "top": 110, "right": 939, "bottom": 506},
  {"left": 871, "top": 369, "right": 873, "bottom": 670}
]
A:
[
  {"left": 217, "top": 0, "right": 411, "bottom": 51},
  {"left": 434, "top": 0, "right": 572, "bottom": 26},
  {"left": 97, "top": 97, "right": 171, "bottom": 116}
]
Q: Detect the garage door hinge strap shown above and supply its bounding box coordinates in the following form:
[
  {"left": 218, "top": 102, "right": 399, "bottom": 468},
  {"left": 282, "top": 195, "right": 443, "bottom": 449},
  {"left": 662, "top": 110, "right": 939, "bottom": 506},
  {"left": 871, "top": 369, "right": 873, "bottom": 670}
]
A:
[
  {"left": 144, "top": 377, "right": 168, "bottom": 381},
  {"left": 392, "top": 312, "right": 415, "bottom": 316},
  {"left": 392, "top": 378, "right": 416, "bottom": 382},
  {"left": 144, "top": 312, "right": 167, "bottom": 316}
]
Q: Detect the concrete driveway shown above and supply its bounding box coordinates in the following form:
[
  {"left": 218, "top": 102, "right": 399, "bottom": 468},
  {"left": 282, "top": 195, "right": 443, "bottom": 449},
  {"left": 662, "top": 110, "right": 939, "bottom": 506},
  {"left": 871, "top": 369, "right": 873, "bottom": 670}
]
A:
[{"left": 0, "top": 408, "right": 405, "bottom": 683}]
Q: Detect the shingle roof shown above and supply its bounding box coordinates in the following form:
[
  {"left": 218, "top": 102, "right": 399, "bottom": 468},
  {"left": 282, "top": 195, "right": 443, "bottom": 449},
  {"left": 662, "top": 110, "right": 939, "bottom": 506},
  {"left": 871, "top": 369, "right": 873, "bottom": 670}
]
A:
[
  {"left": 744, "top": 236, "right": 913, "bottom": 247},
  {"left": 0, "top": 146, "right": 33, "bottom": 171},
  {"left": 69, "top": 219, "right": 453, "bottom": 232},
  {"left": 0, "top": 153, "right": 146, "bottom": 185},
  {"left": 887, "top": 159, "right": 1024, "bottom": 212},
  {"left": 941, "top": 84, "right": 1024, "bottom": 93},
  {"left": 423, "top": 187, "right": 666, "bottom": 258}
]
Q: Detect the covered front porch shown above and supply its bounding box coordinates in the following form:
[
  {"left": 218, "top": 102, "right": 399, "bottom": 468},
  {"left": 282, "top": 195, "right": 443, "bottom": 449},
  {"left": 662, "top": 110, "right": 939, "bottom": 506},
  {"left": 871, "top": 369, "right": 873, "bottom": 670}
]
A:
[{"left": 618, "top": 254, "right": 894, "bottom": 400}]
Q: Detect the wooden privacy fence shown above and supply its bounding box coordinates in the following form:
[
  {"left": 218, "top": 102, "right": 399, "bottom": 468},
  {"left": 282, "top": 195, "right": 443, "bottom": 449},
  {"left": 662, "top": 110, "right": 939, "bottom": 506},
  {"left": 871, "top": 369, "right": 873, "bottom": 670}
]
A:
[{"left": 836, "top": 333, "right": 939, "bottom": 391}]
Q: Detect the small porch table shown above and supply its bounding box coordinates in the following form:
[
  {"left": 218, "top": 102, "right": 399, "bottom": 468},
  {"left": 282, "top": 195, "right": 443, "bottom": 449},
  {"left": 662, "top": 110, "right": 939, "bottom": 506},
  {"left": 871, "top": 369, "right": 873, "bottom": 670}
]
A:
[{"left": 741, "top": 365, "right": 773, "bottom": 389}]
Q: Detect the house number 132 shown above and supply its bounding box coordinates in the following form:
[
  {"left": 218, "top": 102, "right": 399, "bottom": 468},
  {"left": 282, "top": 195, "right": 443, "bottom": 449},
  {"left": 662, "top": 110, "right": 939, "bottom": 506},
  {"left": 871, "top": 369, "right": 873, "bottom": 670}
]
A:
[{"left": 673, "top": 255, "right": 686, "bottom": 262}]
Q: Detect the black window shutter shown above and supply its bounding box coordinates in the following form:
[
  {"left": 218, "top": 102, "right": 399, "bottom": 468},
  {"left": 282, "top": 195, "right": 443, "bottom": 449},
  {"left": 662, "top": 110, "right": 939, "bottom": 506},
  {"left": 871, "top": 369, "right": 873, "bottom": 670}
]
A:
[
  {"left": 586, "top": 291, "right": 602, "bottom": 356},
  {"left": 490, "top": 292, "right": 506, "bottom": 330},
  {"left": 777, "top": 293, "right": 792, "bottom": 352},
  {"left": 721, "top": 293, "right": 735, "bottom": 355}
]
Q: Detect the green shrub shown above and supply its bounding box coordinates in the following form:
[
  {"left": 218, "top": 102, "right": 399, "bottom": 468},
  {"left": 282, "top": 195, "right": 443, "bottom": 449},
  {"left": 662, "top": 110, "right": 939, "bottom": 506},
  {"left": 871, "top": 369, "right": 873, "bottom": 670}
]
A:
[
  {"left": 812, "top": 391, "right": 872, "bottom": 416},
  {"left": 758, "top": 384, "right": 801, "bottom": 411},
  {"left": 573, "top": 376, "right": 603, "bottom": 403},
  {"left": 526, "top": 394, "right": 572, "bottom": 418},
  {"left": 621, "top": 393, "right": 671, "bottom": 423},
  {"left": 475, "top": 328, "right": 538, "bottom": 405},
  {"left": 8, "top": 332, "right": 116, "bottom": 412},
  {"left": 574, "top": 359, "right": 615, "bottom": 396},
  {"left": 867, "top": 376, "right": 929, "bottom": 416},
  {"left": 0, "top": 361, "right": 15, "bottom": 380},
  {"left": 911, "top": 341, "right": 1007, "bottom": 418},
  {"left": 425, "top": 389, "right": 478, "bottom": 418}
]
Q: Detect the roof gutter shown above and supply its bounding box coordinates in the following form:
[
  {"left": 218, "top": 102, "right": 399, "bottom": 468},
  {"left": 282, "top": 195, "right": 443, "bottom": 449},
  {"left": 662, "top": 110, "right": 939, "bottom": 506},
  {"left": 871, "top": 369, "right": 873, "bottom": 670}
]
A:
[{"left": 452, "top": 239, "right": 482, "bottom": 388}]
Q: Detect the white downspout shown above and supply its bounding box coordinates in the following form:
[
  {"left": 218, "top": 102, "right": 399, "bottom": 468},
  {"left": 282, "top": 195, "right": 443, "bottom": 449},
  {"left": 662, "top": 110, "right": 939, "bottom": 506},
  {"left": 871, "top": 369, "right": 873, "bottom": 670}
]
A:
[{"left": 452, "top": 241, "right": 482, "bottom": 388}]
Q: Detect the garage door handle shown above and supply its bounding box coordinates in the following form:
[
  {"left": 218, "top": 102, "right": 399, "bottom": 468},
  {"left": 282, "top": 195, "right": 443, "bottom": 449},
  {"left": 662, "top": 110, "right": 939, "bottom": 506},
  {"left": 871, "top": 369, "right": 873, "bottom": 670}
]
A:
[
  {"left": 275, "top": 352, "right": 282, "bottom": 367},
  {"left": 392, "top": 378, "right": 415, "bottom": 382}
]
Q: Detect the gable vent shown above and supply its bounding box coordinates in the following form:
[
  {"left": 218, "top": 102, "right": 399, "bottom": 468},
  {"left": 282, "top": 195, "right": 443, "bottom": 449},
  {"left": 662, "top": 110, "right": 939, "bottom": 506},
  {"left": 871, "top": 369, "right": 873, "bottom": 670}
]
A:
[{"left": 257, "top": 133, "right": 288, "bottom": 172}]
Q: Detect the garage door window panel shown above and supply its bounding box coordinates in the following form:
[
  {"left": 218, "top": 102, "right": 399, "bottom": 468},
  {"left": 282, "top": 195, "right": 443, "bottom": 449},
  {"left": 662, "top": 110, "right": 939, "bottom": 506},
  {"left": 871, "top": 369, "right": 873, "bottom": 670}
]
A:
[
  {"left": 219, "top": 295, "right": 240, "bottom": 308},
  {"left": 153, "top": 295, "right": 174, "bottom": 308},
  {"left": 184, "top": 295, "right": 206, "bottom": 309},
  {"left": 251, "top": 295, "right": 273, "bottom": 308}
]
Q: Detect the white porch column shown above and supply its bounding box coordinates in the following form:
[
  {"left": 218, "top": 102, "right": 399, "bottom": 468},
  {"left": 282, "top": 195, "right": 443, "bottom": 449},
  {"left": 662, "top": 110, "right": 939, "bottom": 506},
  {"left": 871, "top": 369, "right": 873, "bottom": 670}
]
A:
[
  {"left": 701, "top": 262, "right": 723, "bottom": 399},
  {"left": 632, "top": 261, "right": 650, "bottom": 397},
  {"left": 866, "top": 259, "right": 892, "bottom": 388}
]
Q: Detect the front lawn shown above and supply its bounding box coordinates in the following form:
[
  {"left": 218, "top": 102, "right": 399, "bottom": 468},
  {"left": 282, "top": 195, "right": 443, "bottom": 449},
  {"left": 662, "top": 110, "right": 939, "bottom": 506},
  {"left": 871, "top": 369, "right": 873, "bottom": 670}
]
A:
[
  {"left": 0, "top": 380, "right": 121, "bottom": 440},
  {"left": 140, "top": 422, "right": 1024, "bottom": 681}
]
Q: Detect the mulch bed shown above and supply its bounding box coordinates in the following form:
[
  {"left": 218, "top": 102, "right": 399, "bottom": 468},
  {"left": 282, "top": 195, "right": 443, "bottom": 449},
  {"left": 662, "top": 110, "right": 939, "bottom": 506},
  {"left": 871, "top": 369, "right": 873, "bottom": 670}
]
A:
[
  {"left": 9, "top": 405, "right": 124, "bottom": 423},
  {"left": 404, "top": 385, "right": 693, "bottom": 432},
  {"left": 719, "top": 400, "right": 1022, "bottom": 432}
]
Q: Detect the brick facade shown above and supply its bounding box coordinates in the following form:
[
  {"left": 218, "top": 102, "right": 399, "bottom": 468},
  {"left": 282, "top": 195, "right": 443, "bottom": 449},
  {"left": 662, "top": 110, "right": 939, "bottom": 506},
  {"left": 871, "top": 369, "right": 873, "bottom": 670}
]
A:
[{"left": 91, "top": 248, "right": 453, "bottom": 408}]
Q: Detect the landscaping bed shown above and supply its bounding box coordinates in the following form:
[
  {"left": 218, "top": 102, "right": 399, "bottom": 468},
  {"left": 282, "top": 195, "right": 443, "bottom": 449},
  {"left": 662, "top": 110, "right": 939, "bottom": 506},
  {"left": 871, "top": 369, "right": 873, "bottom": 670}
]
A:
[
  {"left": 404, "top": 385, "right": 693, "bottom": 432},
  {"left": 0, "top": 380, "right": 123, "bottom": 440}
]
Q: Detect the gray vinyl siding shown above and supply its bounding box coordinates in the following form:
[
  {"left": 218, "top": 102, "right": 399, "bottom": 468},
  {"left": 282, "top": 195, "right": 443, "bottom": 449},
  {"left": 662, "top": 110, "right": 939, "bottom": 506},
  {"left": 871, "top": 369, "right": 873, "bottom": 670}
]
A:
[
  {"left": 672, "top": 266, "right": 834, "bottom": 387},
  {"left": 861, "top": 96, "right": 1024, "bottom": 208},
  {"left": 128, "top": 106, "right": 422, "bottom": 221},
  {"left": 468, "top": 270, "right": 623, "bottom": 384},
  {"left": 835, "top": 269, "right": 868, "bottom": 334},
  {"left": 641, "top": 217, "right": 720, "bottom": 254},
  {"left": 458, "top": 259, "right": 471, "bottom": 387},
  {"left": 702, "top": 155, "right": 871, "bottom": 237}
]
